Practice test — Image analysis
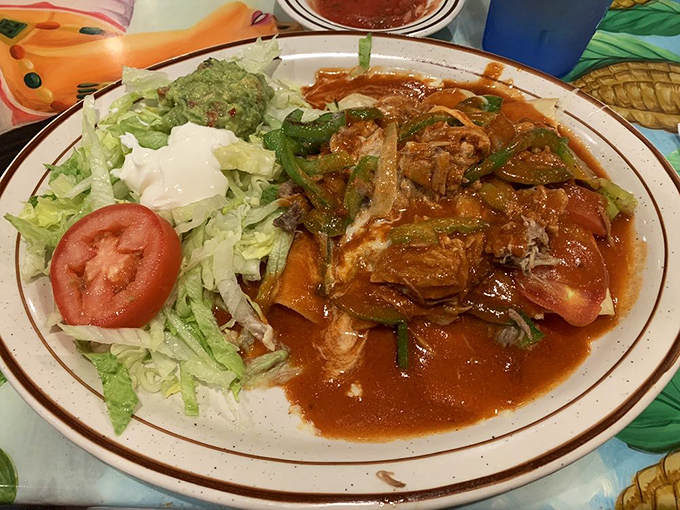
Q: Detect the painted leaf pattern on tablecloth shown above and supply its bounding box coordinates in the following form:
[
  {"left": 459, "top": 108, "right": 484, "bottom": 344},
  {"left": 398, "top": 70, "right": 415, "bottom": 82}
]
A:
[
  {"left": 0, "top": 448, "right": 17, "bottom": 504},
  {"left": 618, "top": 373, "right": 680, "bottom": 453},
  {"left": 600, "top": 0, "right": 680, "bottom": 35},
  {"left": 667, "top": 150, "right": 680, "bottom": 173},
  {"left": 564, "top": 31, "right": 680, "bottom": 81}
]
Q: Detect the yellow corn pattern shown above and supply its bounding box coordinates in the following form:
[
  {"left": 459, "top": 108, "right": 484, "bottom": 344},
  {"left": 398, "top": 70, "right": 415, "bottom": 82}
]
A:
[
  {"left": 616, "top": 450, "right": 680, "bottom": 510},
  {"left": 610, "top": 0, "right": 652, "bottom": 8},
  {"left": 572, "top": 61, "right": 680, "bottom": 132}
]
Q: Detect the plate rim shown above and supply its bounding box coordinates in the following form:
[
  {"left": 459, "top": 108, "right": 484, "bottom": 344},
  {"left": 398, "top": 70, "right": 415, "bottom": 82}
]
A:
[
  {"left": 275, "top": 0, "right": 466, "bottom": 37},
  {"left": 1, "top": 32, "right": 680, "bottom": 508}
]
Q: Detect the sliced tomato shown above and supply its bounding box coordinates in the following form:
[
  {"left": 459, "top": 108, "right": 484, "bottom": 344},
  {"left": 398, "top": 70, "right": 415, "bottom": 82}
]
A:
[
  {"left": 516, "top": 223, "right": 608, "bottom": 327},
  {"left": 561, "top": 183, "right": 609, "bottom": 237},
  {"left": 51, "top": 203, "right": 182, "bottom": 328}
]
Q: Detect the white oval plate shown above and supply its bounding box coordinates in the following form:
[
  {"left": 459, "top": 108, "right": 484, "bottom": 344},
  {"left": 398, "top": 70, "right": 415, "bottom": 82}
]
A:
[
  {"left": 1, "top": 33, "right": 679, "bottom": 509},
  {"left": 276, "top": 0, "right": 465, "bottom": 37}
]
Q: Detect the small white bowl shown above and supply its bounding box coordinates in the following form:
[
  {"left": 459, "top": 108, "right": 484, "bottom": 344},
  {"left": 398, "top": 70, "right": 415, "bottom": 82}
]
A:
[{"left": 277, "top": 0, "right": 466, "bottom": 37}]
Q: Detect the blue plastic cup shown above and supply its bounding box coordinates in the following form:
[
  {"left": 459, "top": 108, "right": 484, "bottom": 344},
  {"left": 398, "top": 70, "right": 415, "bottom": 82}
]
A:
[{"left": 482, "top": 0, "right": 611, "bottom": 77}]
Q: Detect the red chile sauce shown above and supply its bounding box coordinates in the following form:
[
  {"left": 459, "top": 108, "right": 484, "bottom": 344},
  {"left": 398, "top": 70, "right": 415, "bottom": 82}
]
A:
[
  {"left": 268, "top": 69, "right": 639, "bottom": 441},
  {"left": 311, "top": 0, "right": 431, "bottom": 29}
]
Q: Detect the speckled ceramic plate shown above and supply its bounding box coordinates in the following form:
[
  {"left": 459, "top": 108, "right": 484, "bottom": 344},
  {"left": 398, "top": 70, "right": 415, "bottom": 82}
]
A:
[
  {"left": 276, "top": 0, "right": 465, "bottom": 37},
  {"left": 1, "top": 33, "right": 679, "bottom": 509}
]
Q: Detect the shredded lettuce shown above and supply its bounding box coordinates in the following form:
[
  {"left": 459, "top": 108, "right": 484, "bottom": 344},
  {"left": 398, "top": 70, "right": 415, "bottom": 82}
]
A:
[
  {"left": 122, "top": 66, "right": 171, "bottom": 96},
  {"left": 213, "top": 236, "right": 275, "bottom": 350},
  {"left": 82, "top": 96, "right": 116, "bottom": 210},
  {"left": 359, "top": 33, "right": 373, "bottom": 71},
  {"left": 243, "top": 349, "right": 296, "bottom": 389},
  {"left": 235, "top": 37, "right": 281, "bottom": 74},
  {"left": 214, "top": 139, "right": 279, "bottom": 178},
  {"left": 179, "top": 363, "right": 199, "bottom": 416},
  {"left": 6, "top": 46, "right": 305, "bottom": 433},
  {"left": 77, "top": 344, "right": 139, "bottom": 435}
]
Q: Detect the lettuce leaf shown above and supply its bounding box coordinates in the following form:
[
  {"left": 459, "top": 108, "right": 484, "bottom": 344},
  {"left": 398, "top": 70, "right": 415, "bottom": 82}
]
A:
[
  {"left": 80, "top": 349, "right": 139, "bottom": 435},
  {"left": 179, "top": 362, "right": 199, "bottom": 416},
  {"left": 7, "top": 51, "right": 296, "bottom": 433},
  {"left": 214, "top": 139, "right": 279, "bottom": 178},
  {"left": 82, "top": 96, "right": 116, "bottom": 210},
  {"left": 122, "top": 66, "right": 171, "bottom": 96},
  {"left": 236, "top": 37, "right": 281, "bottom": 74}
]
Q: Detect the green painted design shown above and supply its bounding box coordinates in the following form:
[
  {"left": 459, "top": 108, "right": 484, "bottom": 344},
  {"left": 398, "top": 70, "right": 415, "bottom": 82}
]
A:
[
  {"left": 79, "top": 26, "right": 104, "bottom": 35},
  {"left": 563, "top": 31, "right": 680, "bottom": 81},
  {"left": 77, "top": 82, "right": 98, "bottom": 88},
  {"left": 618, "top": 370, "right": 680, "bottom": 452},
  {"left": 0, "top": 448, "right": 17, "bottom": 504},
  {"left": 23, "top": 72, "right": 41, "bottom": 89},
  {"left": 599, "top": 0, "right": 680, "bottom": 36},
  {"left": 0, "top": 18, "right": 27, "bottom": 39},
  {"left": 78, "top": 87, "right": 99, "bottom": 94},
  {"left": 667, "top": 150, "right": 680, "bottom": 174},
  {"left": 0, "top": 370, "right": 5, "bottom": 387}
]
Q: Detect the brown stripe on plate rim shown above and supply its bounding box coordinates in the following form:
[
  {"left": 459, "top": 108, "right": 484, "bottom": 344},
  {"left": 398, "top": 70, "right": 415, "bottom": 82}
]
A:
[{"left": 1, "top": 32, "right": 679, "bottom": 505}]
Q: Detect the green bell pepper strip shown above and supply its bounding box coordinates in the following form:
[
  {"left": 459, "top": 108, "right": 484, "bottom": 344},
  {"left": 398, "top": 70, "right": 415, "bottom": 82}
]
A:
[
  {"left": 263, "top": 128, "right": 305, "bottom": 156},
  {"left": 494, "top": 159, "right": 572, "bottom": 185},
  {"left": 455, "top": 95, "right": 504, "bottom": 127},
  {"left": 455, "top": 107, "right": 496, "bottom": 127},
  {"left": 387, "top": 217, "right": 490, "bottom": 245},
  {"left": 263, "top": 128, "right": 285, "bottom": 153},
  {"left": 397, "top": 112, "right": 463, "bottom": 142},
  {"left": 343, "top": 155, "right": 378, "bottom": 221},
  {"left": 296, "top": 151, "right": 354, "bottom": 175},
  {"left": 279, "top": 134, "right": 337, "bottom": 210},
  {"left": 515, "top": 310, "right": 545, "bottom": 349},
  {"left": 303, "top": 207, "right": 348, "bottom": 237},
  {"left": 278, "top": 108, "right": 383, "bottom": 149},
  {"left": 396, "top": 321, "right": 409, "bottom": 370},
  {"left": 345, "top": 107, "right": 384, "bottom": 122},
  {"left": 331, "top": 296, "right": 410, "bottom": 370},
  {"left": 458, "top": 95, "right": 504, "bottom": 113},
  {"left": 465, "top": 128, "right": 579, "bottom": 184},
  {"left": 283, "top": 110, "right": 347, "bottom": 143},
  {"left": 581, "top": 178, "right": 637, "bottom": 218},
  {"left": 331, "top": 294, "right": 406, "bottom": 326},
  {"left": 478, "top": 182, "right": 516, "bottom": 213}
]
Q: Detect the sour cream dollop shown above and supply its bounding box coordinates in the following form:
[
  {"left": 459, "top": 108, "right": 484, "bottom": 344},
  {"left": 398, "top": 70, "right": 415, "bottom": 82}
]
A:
[{"left": 117, "top": 122, "right": 236, "bottom": 210}]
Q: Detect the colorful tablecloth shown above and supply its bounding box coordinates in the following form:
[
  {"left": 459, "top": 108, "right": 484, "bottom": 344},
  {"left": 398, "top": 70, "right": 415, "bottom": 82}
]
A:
[{"left": 1, "top": 0, "right": 679, "bottom": 508}]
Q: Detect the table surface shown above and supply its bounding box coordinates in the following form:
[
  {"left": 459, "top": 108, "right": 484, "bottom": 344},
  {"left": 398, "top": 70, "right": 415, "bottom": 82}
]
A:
[{"left": 1, "top": 0, "right": 679, "bottom": 508}]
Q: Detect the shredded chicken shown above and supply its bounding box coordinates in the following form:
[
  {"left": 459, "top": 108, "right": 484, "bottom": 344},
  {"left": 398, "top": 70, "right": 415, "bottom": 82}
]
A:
[
  {"left": 485, "top": 186, "right": 568, "bottom": 273},
  {"left": 315, "top": 310, "right": 368, "bottom": 381},
  {"left": 399, "top": 123, "right": 491, "bottom": 195},
  {"left": 330, "top": 120, "right": 384, "bottom": 162}
]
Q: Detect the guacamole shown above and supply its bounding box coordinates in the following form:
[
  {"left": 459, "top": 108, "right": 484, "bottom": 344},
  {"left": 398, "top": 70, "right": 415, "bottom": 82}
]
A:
[{"left": 159, "top": 58, "right": 274, "bottom": 138}]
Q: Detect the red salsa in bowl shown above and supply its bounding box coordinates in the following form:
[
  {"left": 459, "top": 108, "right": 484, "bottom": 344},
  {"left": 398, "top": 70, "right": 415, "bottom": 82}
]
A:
[{"left": 310, "top": 0, "right": 434, "bottom": 29}]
